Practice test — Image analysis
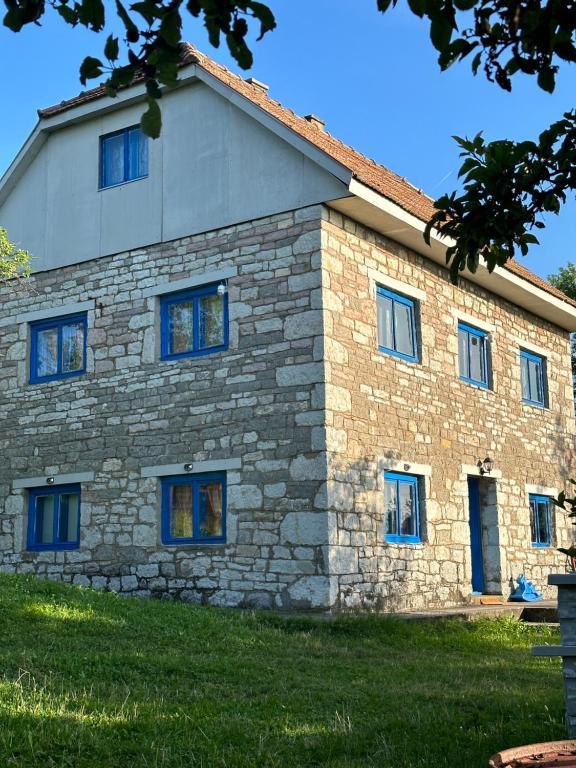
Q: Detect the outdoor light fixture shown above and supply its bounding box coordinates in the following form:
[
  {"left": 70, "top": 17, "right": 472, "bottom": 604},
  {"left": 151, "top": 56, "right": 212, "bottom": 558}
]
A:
[
  {"left": 478, "top": 457, "right": 494, "bottom": 476},
  {"left": 217, "top": 281, "right": 228, "bottom": 297},
  {"left": 46, "top": 476, "right": 55, "bottom": 485},
  {"left": 183, "top": 463, "right": 194, "bottom": 472}
]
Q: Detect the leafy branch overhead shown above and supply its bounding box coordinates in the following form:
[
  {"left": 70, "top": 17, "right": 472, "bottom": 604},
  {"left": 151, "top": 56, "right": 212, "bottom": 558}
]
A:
[{"left": 2, "top": 0, "right": 575, "bottom": 278}]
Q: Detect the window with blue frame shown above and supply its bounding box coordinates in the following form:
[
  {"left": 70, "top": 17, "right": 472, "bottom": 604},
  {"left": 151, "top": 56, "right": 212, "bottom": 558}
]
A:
[
  {"left": 161, "top": 473, "right": 226, "bottom": 545},
  {"left": 27, "top": 484, "right": 81, "bottom": 551},
  {"left": 384, "top": 472, "right": 421, "bottom": 543},
  {"left": 520, "top": 350, "right": 547, "bottom": 407},
  {"left": 376, "top": 285, "right": 418, "bottom": 362},
  {"left": 458, "top": 322, "right": 490, "bottom": 387},
  {"left": 529, "top": 494, "right": 552, "bottom": 547},
  {"left": 100, "top": 126, "right": 148, "bottom": 189},
  {"left": 160, "top": 283, "right": 228, "bottom": 360},
  {"left": 30, "top": 313, "right": 87, "bottom": 383}
]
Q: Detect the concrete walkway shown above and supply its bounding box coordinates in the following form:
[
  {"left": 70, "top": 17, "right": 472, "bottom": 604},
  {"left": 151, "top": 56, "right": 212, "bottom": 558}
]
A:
[{"left": 394, "top": 600, "right": 558, "bottom": 622}]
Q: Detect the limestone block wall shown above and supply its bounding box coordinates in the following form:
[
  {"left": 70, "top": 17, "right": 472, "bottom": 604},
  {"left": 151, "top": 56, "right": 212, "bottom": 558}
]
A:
[
  {"left": 0, "top": 206, "right": 333, "bottom": 610},
  {"left": 319, "top": 208, "right": 576, "bottom": 611}
]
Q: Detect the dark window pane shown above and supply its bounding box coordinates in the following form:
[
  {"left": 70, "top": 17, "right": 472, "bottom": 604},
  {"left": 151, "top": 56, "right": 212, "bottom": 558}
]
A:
[
  {"left": 384, "top": 480, "right": 397, "bottom": 535},
  {"left": 102, "top": 133, "right": 125, "bottom": 187},
  {"left": 458, "top": 328, "right": 468, "bottom": 379},
  {"left": 169, "top": 485, "right": 193, "bottom": 539},
  {"left": 399, "top": 482, "right": 416, "bottom": 536},
  {"left": 35, "top": 495, "right": 55, "bottom": 544},
  {"left": 394, "top": 303, "right": 414, "bottom": 357},
  {"left": 537, "top": 501, "right": 549, "bottom": 544},
  {"left": 58, "top": 493, "right": 79, "bottom": 543},
  {"left": 169, "top": 301, "right": 194, "bottom": 354},
  {"left": 528, "top": 359, "right": 542, "bottom": 402},
  {"left": 198, "top": 482, "right": 223, "bottom": 538},
  {"left": 128, "top": 128, "right": 148, "bottom": 179},
  {"left": 530, "top": 499, "right": 537, "bottom": 541},
  {"left": 377, "top": 295, "right": 394, "bottom": 350},
  {"left": 37, "top": 327, "right": 58, "bottom": 378},
  {"left": 62, "top": 322, "right": 84, "bottom": 372},
  {"left": 469, "top": 334, "right": 485, "bottom": 382},
  {"left": 521, "top": 356, "right": 530, "bottom": 399},
  {"left": 199, "top": 294, "right": 224, "bottom": 348}
]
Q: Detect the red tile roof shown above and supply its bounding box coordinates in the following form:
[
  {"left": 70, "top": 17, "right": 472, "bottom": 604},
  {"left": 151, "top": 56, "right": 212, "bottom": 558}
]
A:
[{"left": 38, "top": 43, "right": 576, "bottom": 311}]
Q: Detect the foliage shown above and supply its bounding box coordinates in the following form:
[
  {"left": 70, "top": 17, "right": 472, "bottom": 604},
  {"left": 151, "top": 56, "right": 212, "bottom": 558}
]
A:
[
  {"left": 0, "top": 226, "right": 30, "bottom": 282},
  {"left": 0, "top": 573, "right": 565, "bottom": 766},
  {"left": 552, "top": 481, "right": 576, "bottom": 568},
  {"left": 1, "top": 0, "right": 575, "bottom": 275},
  {"left": 549, "top": 263, "right": 576, "bottom": 398}
]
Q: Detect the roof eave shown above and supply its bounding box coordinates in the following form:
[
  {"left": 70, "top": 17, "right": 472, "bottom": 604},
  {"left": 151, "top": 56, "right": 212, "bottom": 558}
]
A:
[{"left": 331, "top": 179, "right": 576, "bottom": 332}]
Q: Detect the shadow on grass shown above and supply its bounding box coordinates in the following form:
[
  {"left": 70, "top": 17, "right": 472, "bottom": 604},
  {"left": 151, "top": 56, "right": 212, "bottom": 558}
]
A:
[{"left": 0, "top": 574, "right": 567, "bottom": 768}]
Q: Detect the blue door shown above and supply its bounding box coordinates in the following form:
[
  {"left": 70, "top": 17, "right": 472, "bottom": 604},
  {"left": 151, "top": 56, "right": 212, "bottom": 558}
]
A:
[{"left": 468, "top": 477, "right": 485, "bottom": 594}]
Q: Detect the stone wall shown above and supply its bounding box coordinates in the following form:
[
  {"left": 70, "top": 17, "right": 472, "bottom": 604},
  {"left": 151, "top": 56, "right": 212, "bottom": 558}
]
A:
[
  {"left": 1, "top": 201, "right": 574, "bottom": 613},
  {"left": 319, "top": 208, "right": 576, "bottom": 611},
  {"left": 0, "top": 206, "right": 333, "bottom": 610}
]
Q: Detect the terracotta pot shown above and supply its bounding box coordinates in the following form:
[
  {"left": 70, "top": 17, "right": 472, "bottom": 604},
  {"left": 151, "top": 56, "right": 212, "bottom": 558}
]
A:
[{"left": 489, "top": 740, "right": 576, "bottom": 767}]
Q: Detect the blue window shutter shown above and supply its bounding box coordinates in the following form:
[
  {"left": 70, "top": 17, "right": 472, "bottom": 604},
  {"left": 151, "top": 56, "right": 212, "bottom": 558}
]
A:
[
  {"left": 376, "top": 286, "right": 418, "bottom": 363},
  {"left": 458, "top": 322, "right": 490, "bottom": 388},
  {"left": 384, "top": 472, "right": 421, "bottom": 544},
  {"left": 161, "top": 473, "right": 227, "bottom": 545},
  {"left": 529, "top": 494, "right": 552, "bottom": 547},
  {"left": 100, "top": 126, "right": 148, "bottom": 189},
  {"left": 160, "top": 283, "right": 228, "bottom": 361},
  {"left": 28, "top": 485, "right": 81, "bottom": 551},
  {"left": 30, "top": 313, "right": 87, "bottom": 384},
  {"left": 520, "top": 350, "right": 547, "bottom": 407}
]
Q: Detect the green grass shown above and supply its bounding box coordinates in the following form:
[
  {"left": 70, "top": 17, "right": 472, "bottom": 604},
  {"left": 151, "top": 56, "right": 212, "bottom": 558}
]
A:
[{"left": 0, "top": 574, "right": 566, "bottom": 767}]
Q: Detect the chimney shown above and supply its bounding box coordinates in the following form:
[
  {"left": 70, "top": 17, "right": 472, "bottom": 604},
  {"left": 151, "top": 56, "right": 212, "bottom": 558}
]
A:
[
  {"left": 304, "top": 114, "right": 326, "bottom": 130},
  {"left": 245, "top": 77, "right": 269, "bottom": 93}
]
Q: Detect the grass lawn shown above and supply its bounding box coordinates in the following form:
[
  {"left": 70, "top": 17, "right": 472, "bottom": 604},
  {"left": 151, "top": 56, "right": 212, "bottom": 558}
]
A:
[{"left": 0, "top": 574, "right": 566, "bottom": 767}]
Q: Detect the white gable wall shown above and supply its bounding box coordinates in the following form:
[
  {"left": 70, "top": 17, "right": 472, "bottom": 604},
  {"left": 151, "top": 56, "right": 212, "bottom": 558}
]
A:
[{"left": 0, "top": 80, "right": 350, "bottom": 272}]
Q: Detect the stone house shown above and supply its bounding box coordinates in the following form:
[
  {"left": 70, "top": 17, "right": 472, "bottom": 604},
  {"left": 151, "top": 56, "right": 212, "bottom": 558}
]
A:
[{"left": 0, "top": 45, "right": 575, "bottom": 611}]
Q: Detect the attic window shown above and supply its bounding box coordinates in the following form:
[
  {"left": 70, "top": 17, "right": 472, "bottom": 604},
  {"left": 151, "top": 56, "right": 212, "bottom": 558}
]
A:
[{"left": 99, "top": 126, "right": 148, "bottom": 189}]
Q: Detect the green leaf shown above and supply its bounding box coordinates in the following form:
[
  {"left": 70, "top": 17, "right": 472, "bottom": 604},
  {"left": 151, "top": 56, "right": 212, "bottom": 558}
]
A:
[
  {"left": 104, "top": 34, "right": 119, "bottom": 61},
  {"left": 159, "top": 8, "right": 182, "bottom": 47},
  {"left": 430, "top": 16, "right": 453, "bottom": 52},
  {"left": 407, "top": 0, "right": 425, "bottom": 17},
  {"left": 537, "top": 66, "right": 555, "bottom": 93},
  {"left": 77, "top": 0, "right": 105, "bottom": 30},
  {"left": 116, "top": 0, "right": 139, "bottom": 41},
  {"left": 79, "top": 56, "right": 103, "bottom": 85},
  {"left": 141, "top": 96, "right": 162, "bottom": 139}
]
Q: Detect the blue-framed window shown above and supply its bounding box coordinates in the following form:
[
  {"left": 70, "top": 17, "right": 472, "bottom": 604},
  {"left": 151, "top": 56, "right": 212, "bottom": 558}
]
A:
[
  {"left": 458, "top": 322, "right": 489, "bottom": 388},
  {"left": 384, "top": 472, "right": 421, "bottom": 544},
  {"left": 376, "top": 286, "right": 418, "bottom": 362},
  {"left": 160, "top": 283, "right": 228, "bottom": 361},
  {"left": 161, "top": 473, "right": 226, "bottom": 545},
  {"left": 27, "top": 484, "right": 81, "bottom": 551},
  {"left": 100, "top": 126, "right": 148, "bottom": 189},
  {"left": 30, "top": 313, "right": 87, "bottom": 384},
  {"left": 520, "top": 350, "right": 547, "bottom": 407},
  {"left": 529, "top": 494, "right": 552, "bottom": 548}
]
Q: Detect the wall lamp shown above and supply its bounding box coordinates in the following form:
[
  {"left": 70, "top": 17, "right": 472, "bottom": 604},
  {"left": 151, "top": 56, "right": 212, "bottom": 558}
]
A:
[
  {"left": 477, "top": 457, "right": 494, "bottom": 476},
  {"left": 217, "top": 281, "right": 228, "bottom": 297},
  {"left": 183, "top": 463, "right": 194, "bottom": 473},
  {"left": 46, "top": 476, "right": 55, "bottom": 485}
]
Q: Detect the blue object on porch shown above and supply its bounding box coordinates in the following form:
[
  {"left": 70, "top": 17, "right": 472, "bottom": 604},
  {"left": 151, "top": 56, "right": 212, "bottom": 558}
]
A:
[{"left": 510, "top": 574, "right": 543, "bottom": 602}]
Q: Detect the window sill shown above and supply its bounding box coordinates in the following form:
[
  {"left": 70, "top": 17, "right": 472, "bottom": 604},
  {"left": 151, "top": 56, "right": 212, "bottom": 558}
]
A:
[
  {"left": 531, "top": 542, "right": 552, "bottom": 549},
  {"left": 98, "top": 174, "right": 148, "bottom": 191},
  {"left": 27, "top": 544, "right": 80, "bottom": 552},
  {"left": 29, "top": 370, "right": 86, "bottom": 385},
  {"left": 161, "top": 539, "right": 227, "bottom": 547},
  {"left": 160, "top": 345, "right": 228, "bottom": 362},
  {"left": 385, "top": 536, "right": 422, "bottom": 545},
  {"left": 459, "top": 376, "right": 490, "bottom": 390},
  {"left": 522, "top": 399, "right": 548, "bottom": 410},
  {"left": 378, "top": 346, "right": 419, "bottom": 364}
]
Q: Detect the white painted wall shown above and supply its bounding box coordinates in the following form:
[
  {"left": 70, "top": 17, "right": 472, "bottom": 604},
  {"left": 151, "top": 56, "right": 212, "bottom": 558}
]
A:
[{"left": 0, "top": 81, "right": 349, "bottom": 272}]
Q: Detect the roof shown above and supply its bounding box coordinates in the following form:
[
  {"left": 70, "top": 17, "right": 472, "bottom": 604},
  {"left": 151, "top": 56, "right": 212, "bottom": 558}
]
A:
[{"left": 38, "top": 43, "right": 576, "bottom": 311}]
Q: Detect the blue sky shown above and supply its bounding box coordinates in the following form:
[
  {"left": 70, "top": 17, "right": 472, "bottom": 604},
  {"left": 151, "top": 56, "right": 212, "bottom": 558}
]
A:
[{"left": 1, "top": 0, "right": 575, "bottom": 281}]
